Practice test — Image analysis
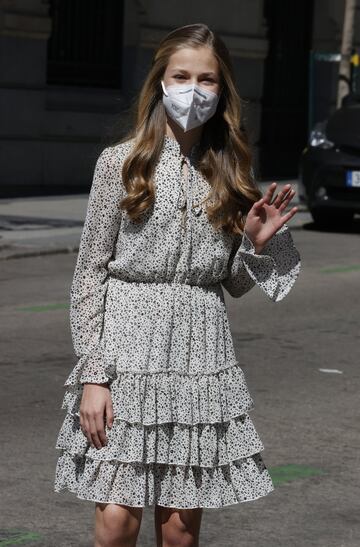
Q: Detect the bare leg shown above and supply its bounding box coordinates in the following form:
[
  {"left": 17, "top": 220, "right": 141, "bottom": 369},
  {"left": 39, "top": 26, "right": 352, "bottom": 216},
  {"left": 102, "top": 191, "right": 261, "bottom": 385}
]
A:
[
  {"left": 154, "top": 505, "right": 203, "bottom": 547},
  {"left": 94, "top": 503, "right": 143, "bottom": 547}
]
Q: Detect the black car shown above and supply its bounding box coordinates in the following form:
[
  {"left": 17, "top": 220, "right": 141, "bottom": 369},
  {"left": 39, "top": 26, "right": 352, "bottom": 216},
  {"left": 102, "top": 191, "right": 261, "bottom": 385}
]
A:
[{"left": 298, "top": 93, "right": 360, "bottom": 227}]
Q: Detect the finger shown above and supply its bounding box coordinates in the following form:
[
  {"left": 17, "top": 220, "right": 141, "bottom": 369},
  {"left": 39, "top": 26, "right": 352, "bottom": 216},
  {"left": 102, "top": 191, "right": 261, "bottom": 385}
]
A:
[
  {"left": 79, "top": 413, "right": 86, "bottom": 436},
  {"left": 252, "top": 197, "right": 265, "bottom": 210},
  {"left": 262, "top": 182, "right": 277, "bottom": 205},
  {"left": 95, "top": 413, "right": 108, "bottom": 448},
  {"left": 82, "top": 415, "right": 92, "bottom": 446},
  {"left": 106, "top": 399, "right": 114, "bottom": 429},
  {"left": 272, "top": 184, "right": 292, "bottom": 208},
  {"left": 278, "top": 189, "right": 296, "bottom": 212},
  {"left": 281, "top": 206, "right": 299, "bottom": 223},
  {"left": 88, "top": 415, "right": 102, "bottom": 449}
]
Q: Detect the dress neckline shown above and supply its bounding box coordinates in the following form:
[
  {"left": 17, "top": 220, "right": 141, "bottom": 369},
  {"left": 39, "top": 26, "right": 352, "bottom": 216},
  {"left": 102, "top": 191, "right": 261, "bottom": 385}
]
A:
[{"left": 163, "top": 134, "right": 201, "bottom": 161}]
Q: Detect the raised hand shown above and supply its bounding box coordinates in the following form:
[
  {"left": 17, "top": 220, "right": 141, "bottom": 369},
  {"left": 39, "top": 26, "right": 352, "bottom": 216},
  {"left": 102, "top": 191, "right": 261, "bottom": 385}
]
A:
[{"left": 243, "top": 182, "right": 298, "bottom": 253}]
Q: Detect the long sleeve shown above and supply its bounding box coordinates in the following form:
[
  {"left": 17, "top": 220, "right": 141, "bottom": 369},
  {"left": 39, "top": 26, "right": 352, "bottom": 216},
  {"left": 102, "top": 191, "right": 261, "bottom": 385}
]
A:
[
  {"left": 64, "top": 146, "right": 125, "bottom": 388},
  {"left": 221, "top": 223, "right": 301, "bottom": 301}
]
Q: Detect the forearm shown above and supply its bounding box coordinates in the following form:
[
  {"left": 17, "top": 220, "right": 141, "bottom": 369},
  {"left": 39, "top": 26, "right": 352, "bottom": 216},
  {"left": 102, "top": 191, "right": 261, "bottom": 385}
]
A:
[
  {"left": 65, "top": 145, "right": 125, "bottom": 387},
  {"left": 222, "top": 223, "right": 301, "bottom": 301}
]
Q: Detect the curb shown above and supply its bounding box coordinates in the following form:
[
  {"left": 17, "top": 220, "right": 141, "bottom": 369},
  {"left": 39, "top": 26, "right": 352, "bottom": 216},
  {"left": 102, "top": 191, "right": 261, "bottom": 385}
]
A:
[{"left": 0, "top": 244, "right": 79, "bottom": 260}]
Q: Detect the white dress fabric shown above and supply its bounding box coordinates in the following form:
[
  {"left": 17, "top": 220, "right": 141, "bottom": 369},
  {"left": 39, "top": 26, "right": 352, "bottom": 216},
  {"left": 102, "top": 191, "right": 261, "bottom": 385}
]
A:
[{"left": 53, "top": 134, "right": 301, "bottom": 508}]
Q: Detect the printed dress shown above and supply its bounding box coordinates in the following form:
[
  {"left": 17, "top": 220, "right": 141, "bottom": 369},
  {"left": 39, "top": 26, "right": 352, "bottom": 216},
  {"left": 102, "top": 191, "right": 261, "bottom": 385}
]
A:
[{"left": 54, "top": 134, "right": 301, "bottom": 508}]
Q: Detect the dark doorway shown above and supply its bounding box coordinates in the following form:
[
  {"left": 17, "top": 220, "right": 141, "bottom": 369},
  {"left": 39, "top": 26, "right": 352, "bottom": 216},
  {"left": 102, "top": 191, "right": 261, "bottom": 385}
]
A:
[{"left": 258, "top": 0, "right": 314, "bottom": 179}]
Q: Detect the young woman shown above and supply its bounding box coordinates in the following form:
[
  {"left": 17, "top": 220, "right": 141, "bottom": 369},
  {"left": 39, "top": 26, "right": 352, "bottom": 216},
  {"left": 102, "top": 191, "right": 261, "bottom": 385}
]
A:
[{"left": 54, "top": 23, "right": 301, "bottom": 547}]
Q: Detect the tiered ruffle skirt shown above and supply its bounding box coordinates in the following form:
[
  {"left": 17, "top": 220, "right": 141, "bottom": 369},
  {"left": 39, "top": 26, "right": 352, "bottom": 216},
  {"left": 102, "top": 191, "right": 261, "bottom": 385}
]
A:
[{"left": 54, "top": 278, "right": 275, "bottom": 508}]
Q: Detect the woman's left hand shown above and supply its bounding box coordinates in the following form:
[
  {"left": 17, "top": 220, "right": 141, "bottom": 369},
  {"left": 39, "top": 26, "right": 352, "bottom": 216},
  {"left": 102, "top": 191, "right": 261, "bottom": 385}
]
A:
[{"left": 243, "top": 182, "right": 299, "bottom": 254}]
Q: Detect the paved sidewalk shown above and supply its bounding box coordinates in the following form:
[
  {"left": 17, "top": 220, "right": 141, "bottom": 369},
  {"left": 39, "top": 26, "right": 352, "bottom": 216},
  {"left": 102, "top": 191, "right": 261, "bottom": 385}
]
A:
[{"left": 0, "top": 181, "right": 308, "bottom": 260}]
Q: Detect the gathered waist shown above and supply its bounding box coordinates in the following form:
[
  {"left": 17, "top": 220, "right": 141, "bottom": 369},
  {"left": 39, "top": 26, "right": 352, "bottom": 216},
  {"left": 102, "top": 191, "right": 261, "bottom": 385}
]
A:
[{"left": 107, "top": 273, "right": 224, "bottom": 298}]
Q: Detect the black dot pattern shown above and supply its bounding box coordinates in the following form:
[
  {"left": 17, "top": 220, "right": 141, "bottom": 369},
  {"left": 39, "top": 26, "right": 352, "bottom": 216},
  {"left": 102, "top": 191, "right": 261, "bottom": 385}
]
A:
[{"left": 53, "top": 134, "right": 301, "bottom": 508}]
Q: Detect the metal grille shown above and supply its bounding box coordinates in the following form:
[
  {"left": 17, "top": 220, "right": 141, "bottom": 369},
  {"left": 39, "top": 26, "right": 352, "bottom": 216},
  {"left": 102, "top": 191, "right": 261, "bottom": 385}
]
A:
[{"left": 46, "top": 0, "right": 124, "bottom": 88}]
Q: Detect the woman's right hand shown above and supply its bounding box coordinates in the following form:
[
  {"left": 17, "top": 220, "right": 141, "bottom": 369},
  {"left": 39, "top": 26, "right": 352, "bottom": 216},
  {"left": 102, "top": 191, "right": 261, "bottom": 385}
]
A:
[{"left": 79, "top": 383, "right": 114, "bottom": 449}]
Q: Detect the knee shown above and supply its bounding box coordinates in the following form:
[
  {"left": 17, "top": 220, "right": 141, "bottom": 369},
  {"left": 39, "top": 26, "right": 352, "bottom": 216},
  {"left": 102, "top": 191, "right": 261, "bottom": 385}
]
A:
[
  {"left": 162, "top": 527, "right": 197, "bottom": 547},
  {"left": 95, "top": 503, "right": 142, "bottom": 547},
  {"left": 160, "top": 509, "right": 202, "bottom": 547}
]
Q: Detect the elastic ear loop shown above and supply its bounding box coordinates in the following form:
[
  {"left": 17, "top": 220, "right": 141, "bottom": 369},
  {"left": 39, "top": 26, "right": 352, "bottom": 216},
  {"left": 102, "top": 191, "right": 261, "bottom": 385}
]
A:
[{"left": 161, "top": 80, "right": 168, "bottom": 96}]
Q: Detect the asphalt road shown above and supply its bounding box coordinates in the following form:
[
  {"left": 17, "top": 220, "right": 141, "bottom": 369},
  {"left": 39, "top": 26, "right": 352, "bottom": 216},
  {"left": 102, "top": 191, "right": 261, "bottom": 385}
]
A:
[{"left": 0, "top": 213, "right": 359, "bottom": 547}]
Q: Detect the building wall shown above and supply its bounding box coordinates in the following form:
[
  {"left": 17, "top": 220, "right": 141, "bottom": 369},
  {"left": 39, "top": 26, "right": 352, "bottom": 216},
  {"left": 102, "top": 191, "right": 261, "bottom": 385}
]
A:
[{"left": 0, "top": 0, "right": 358, "bottom": 195}]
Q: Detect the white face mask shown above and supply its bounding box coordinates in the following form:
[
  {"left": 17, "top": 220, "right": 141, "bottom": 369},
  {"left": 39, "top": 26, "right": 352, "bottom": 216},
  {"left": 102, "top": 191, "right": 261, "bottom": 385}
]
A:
[{"left": 161, "top": 80, "right": 220, "bottom": 132}]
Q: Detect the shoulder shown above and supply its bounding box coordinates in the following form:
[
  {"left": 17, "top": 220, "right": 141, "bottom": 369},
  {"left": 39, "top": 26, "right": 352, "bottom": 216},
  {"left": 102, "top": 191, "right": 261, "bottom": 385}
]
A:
[
  {"left": 91, "top": 139, "right": 135, "bottom": 194},
  {"left": 98, "top": 138, "right": 135, "bottom": 167}
]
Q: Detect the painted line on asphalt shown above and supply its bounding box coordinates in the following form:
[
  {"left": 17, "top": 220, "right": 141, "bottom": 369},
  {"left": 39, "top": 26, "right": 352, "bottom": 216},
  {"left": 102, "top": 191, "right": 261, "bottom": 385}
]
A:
[
  {"left": 319, "top": 368, "right": 343, "bottom": 374},
  {"left": 320, "top": 264, "right": 360, "bottom": 274},
  {"left": 269, "top": 464, "right": 327, "bottom": 486},
  {"left": 16, "top": 303, "right": 69, "bottom": 312}
]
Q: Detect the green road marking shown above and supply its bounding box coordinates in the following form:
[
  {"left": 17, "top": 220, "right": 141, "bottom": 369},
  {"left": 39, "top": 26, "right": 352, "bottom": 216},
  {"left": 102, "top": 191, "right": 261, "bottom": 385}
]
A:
[
  {"left": 268, "top": 464, "right": 327, "bottom": 486},
  {"left": 0, "top": 530, "right": 42, "bottom": 546},
  {"left": 320, "top": 264, "right": 360, "bottom": 274},
  {"left": 17, "top": 303, "right": 69, "bottom": 312}
]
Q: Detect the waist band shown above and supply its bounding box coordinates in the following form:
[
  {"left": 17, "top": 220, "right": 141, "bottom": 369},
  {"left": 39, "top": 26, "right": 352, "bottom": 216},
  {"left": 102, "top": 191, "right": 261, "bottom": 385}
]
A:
[{"left": 107, "top": 274, "right": 223, "bottom": 297}]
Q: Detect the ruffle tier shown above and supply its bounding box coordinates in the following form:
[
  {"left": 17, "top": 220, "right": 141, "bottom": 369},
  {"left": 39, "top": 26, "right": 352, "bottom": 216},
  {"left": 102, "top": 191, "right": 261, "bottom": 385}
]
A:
[
  {"left": 56, "top": 411, "right": 265, "bottom": 467},
  {"left": 62, "top": 362, "right": 255, "bottom": 425},
  {"left": 54, "top": 451, "right": 274, "bottom": 509}
]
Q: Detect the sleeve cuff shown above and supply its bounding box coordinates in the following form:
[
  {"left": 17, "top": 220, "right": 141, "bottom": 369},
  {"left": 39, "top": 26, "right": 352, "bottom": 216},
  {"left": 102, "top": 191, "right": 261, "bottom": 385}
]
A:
[
  {"left": 239, "top": 223, "right": 301, "bottom": 302},
  {"left": 64, "top": 344, "right": 116, "bottom": 388}
]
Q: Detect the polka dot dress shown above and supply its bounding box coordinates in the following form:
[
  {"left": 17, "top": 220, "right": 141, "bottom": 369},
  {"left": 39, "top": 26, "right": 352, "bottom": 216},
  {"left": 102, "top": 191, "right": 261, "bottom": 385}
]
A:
[{"left": 53, "top": 134, "right": 301, "bottom": 508}]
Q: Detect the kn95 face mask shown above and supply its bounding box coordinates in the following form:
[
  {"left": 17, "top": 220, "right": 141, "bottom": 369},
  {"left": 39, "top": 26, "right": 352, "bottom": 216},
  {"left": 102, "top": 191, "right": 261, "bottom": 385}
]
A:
[{"left": 161, "top": 80, "right": 220, "bottom": 132}]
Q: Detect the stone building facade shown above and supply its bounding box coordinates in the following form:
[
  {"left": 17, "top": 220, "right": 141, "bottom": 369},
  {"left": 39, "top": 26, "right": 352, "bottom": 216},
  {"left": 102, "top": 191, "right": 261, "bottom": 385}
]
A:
[{"left": 0, "top": 0, "right": 358, "bottom": 196}]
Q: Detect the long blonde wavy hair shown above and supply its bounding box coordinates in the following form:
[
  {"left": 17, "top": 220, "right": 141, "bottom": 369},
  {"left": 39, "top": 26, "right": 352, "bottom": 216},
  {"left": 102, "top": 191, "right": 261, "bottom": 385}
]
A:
[{"left": 112, "top": 23, "right": 262, "bottom": 235}]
